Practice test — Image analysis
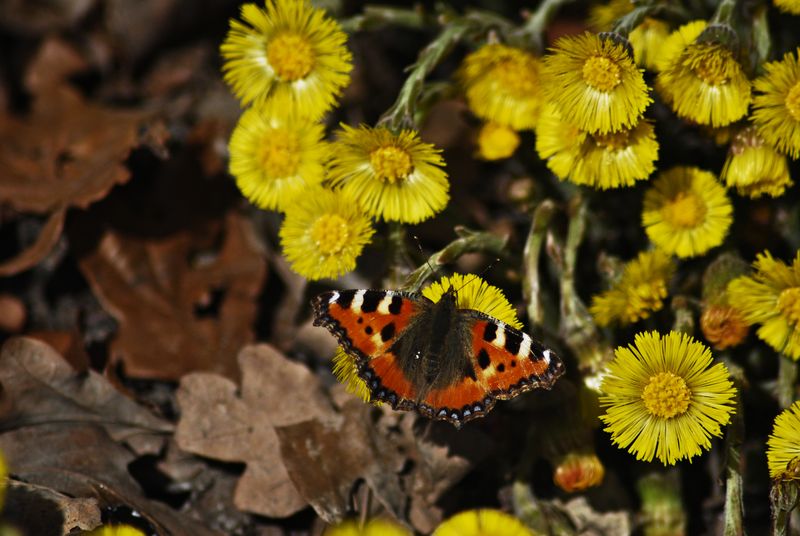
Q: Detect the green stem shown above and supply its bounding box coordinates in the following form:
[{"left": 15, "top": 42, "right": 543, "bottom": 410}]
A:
[
  {"left": 401, "top": 227, "right": 508, "bottom": 292},
  {"left": 777, "top": 355, "right": 797, "bottom": 409},
  {"left": 515, "top": 0, "right": 577, "bottom": 53},
  {"left": 723, "top": 377, "right": 745, "bottom": 536},
  {"left": 339, "top": 5, "right": 430, "bottom": 33},
  {"left": 522, "top": 200, "right": 556, "bottom": 326},
  {"left": 710, "top": 0, "right": 738, "bottom": 26},
  {"left": 379, "top": 19, "right": 472, "bottom": 130},
  {"left": 670, "top": 295, "right": 695, "bottom": 335},
  {"left": 386, "top": 222, "right": 412, "bottom": 288},
  {"left": 611, "top": 5, "right": 654, "bottom": 37}
]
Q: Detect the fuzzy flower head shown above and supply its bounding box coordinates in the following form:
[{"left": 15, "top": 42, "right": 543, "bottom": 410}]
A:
[
  {"left": 476, "top": 122, "right": 520, "bottom": 160},
  {"left": 279, "top": 188, "right": 374, "bottom": 280},
  {"left": 459, "top": 43, "right": 544, "bottom": 130},
  {"left": 535, "top": 103, "right": 584, "bottom": 179},
  {"left": 600, "top": 331, "right": 737, "bottom": 465},
  {"left": 228, "top": 104, "right": 327, "bottom": 211},
  {"left": 542, "top": 32, "right": 651, "bottom": 134},
  {"left": 700, "top": 304, "right": 749, "bottom": 350},
  {"left": 721, "top": 126, "right": 793, "bottom": 198},
  {"left": 422, "top": 273, "right": 523, "bottom": 329},
  {"left": 752, "top": 48, "right": 800, "bottom": 159},
  {"left": 642, "top": 166, "right": 732, "bottom": 258},
  {"left": 221, "top": 0, "right": 352, "bottom": 117},
  {"left": 727, "top": 251, "right": 800, "bottom": 360},
  {"left": 590, "top": 249, "right": 675, "bottom": 327},
  {"left": 553, "top": 452, "right": 605, "bottom": 492},
  {"left": 324, "top": 518, "right": 411, "bottom": 536},
  {"left": 433, "top": 509, "right": 535, "bottom": 536},
  {"left": 536, "top": 104, "right": 658, "bottom": 189},
  {"left": 629, "top": 18, "right": 671, "bottom": 71},
  {"left": 767, "top": 401, "right": 800, "bottom": 480},
  {"left": 328, "top": 125, "right": 449, "bottom": 224},
  {"left": 656, "top": 30, "right": 751, "bottom": 127}
]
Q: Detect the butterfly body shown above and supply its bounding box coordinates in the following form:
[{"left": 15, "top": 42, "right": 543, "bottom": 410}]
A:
[{"left": 312, "top": 287, "right": 564, "bottom": 426}]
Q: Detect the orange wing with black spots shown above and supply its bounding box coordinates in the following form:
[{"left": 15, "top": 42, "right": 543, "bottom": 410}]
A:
[
  {"left": 313, "top": 289, "right": 565, "bottom": 427},
  {"left": 418, "top": 313, "right": 564, "bottom": 425},
  {"left": 312, "top": 289, "right": 420, "bottom": 407}
]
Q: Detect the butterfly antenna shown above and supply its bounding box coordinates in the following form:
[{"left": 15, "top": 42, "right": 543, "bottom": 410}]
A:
[
  {"left": 413, "top": 234, "right": 440, "bottom": 282},
  {"left": 453, "top": 257, "right": 501, "bottom": 295}
]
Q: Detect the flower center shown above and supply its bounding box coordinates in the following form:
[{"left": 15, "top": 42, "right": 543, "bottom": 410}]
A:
[
  {"left": 495, "top": 57, "right": 539, "bottom": 97},
  {"left": 777, "top": 287, "right": 800, "bottom": 328},
  {"left": 641, "top": 371, "right": 691, "bottom": 419},
  {"left": 582, "top": 55, "right": 621, "bottom": 92},
  {"left": 660, "top": 191, "right": 707, "bottom": 229},
  {"left": 369, "top": 145, "right": 413, "bottom": 184},
  {"left": 689, "top": 45, "right": 731, "bottom": 86},
  {"left": 310, "top": 214, "right": 349, "bottom": 256},
  {"left": 593, "top": 130, "right": 630, "bottom": 151},
  {"left": 785, "top": 81, "right": 800, "bottom": 122},
  {"left": 259, "top": 130, "right": 301, "bottom": 178},
  {"left": 266, "top": 32, "right": 315, "bottom": 81}
]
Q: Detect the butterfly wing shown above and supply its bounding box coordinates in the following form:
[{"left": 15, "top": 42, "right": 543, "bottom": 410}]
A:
[
  {"left": 419, "top": 310, "right": 564, "bottom": 425},
  {"left": 312, "top": 289, "right": 421, "bottom": 409}
]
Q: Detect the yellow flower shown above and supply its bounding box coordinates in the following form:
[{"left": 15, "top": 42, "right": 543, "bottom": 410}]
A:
[
  {"left": 727, "top": 251, "right": 800, "bottom": 360},
  {"left": 0, "top": 450, "right": 6, "bottom": 511},
  {"left": 600, "top": 331, "right": 737, "bottom": 465},
  {"left": 534, "top": 103, "right": 583, "bottom": 179},
  {"left": 459, "top": 43, "right": 544, "bottom": 130},
  {"left": 553, "top": 452, "right": 605, "bottom": 492},
  {"left": 653, "top": 20, "right": 706, "bottom": 73},
  {"left": 774, "top": 0, "right": 800, "bottom": 15},
  {"left": 656, "top": 36, "right": 751, "bottom": 127},
  {"left": 590, "top": 249, "right": 675, "bottom": 326},
  {"left": 228, "top": 104, "right": 327, "bottom": 211},
  {"left": 588, "top": 0, "right": 669, "bottom": 71},
  {"left": 542, "top": 32, "right": 651, "bottom": 134},
  {"left": 324, "top": 518, "right": 411, "bottom": 536},
  {"left": 642, "top": 166, "right": 733, "bottom": 258},
  {"left": 221, "top": 0, "right": 352, "bottom": 117},
  {"left": 767, "top": 401, "right": 800, "bottom": 480},
  {"left": 328, "top": 125, "right": 449, "bottom": 224},
  {"left": 573, "top": 119, "right": 658, "bottom": 189},
  {"left": 629, "top": 18, "right": 671, "bottom": 71},
  {"left": 536, "top": 104, "right": 658, "bottom": 188},
  {"left": 588, "top": 0, "right": 631, "bottom": 31},
  {"left": 87, "top": 527, "right": 146, "bottom": 536},
  {"left": 332, "top": 346, "right": 372, "bottom": 402},
  {"left": 721, "top": 126, "right": 793, "bottom": 198},
  {"left": 752, "top": 48, "right": 800, "bottom": 159},
  {"left": 422, "top": 273, "right": 523, "bottom": 328},
  {"left": 476, "top": 122, "right": 520, "bottom": 160},
  {"left": 433, "top": 509, "right": 535, "bottom": 536},
  {"left": 279, "top": 187, "right": 374, "bottom": 280}
]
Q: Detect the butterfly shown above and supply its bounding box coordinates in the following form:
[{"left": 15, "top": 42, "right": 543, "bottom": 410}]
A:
[{"left": 312, "top": 285, "right": 565, "bottom": 427}]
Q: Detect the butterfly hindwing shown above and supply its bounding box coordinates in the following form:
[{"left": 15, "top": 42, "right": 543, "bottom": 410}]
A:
[
  {"left": 465, "top": 312, "right": 564, "bottom": 400},
  {"left": 312, "top": 289, "right": 420, "bottom": 407}
]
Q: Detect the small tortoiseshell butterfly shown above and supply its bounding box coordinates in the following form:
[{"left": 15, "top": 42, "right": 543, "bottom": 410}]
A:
[{"left": 312, "top": 285, "right": 565, "bottom": 427}]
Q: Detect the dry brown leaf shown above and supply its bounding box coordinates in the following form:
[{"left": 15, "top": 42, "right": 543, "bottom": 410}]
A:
[
  {"left": 0, "top": 209, "right": 65, "bottom": 277},
  {"left": 0, "top": 86, "right": 145, "bottom": 214},
  {"left": 0, "top": 337, "right": 217, "bottom": 535},
  {"left": 0, "top": 337, "right": 172, "bottom": 454},
  {"left": 176, "top": 344, "right": 333, "bottom": 518},
  {"left": 79, "top": 212, "right": 266, "bottom": 379},
  {"left": 274, "top": 399, "right": 408, "bottom": 524}
]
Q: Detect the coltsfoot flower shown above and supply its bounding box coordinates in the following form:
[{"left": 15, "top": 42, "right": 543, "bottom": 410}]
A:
[
  {"left": 721, "top": 126, "right": 793, "bottom": 198},
  {"left": 752, "top": 48, "right": 800, "bottom": 158},
  {"left": 600, "top": 331, "right": 737, "bottom": 465},
  {"left": 767, "top": 401, "right": 800, "bottom": 480}
]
